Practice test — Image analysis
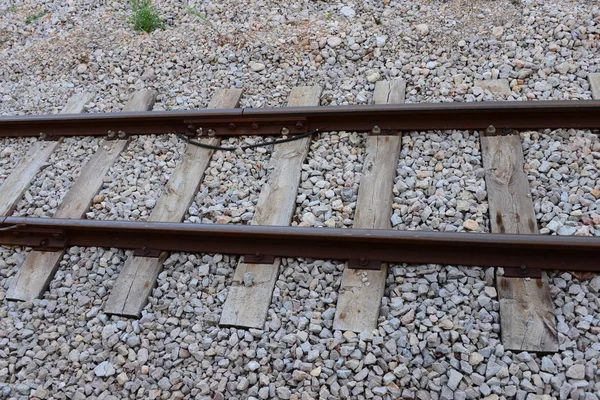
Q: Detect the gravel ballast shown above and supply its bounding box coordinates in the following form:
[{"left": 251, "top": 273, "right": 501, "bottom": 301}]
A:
[{"left": 1, "top": 0, "right": 600, "bottom": 399}]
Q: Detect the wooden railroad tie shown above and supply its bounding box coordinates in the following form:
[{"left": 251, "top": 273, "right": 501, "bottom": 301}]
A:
[
  {"left": 219, "top": 85, "right": 322, "bottom": 329},
  {"left": 6, "top": 90, "right": 157, "bottom": 302},
  {"left": 104, "top": 88, "right": 243, "bottom": 317},
  {"left": 333, "top": 79, "right": 406, "bottom": 335}
]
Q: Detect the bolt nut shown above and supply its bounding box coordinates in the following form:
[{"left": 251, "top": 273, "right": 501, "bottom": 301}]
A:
[
  {"left": 107, "top": 130, "right": 116, "bottom": 139},
  {"left": 372, "top": 125, "right": 381, "bottom": 135},
  {"left": 251, "top": 123, "right": 259, "bottom": 130},
  {"left": 281, "top": 127, "right": 290, "bottom": 135},
  {"left": 117, "top": 131, "right": 127, "bottom": 139},
  {"left": 39, "top": 132, "right": 47, "bottom": 140},
  {"left": 486, "top": 125, "right": 496, "bottom": 135},
  {"left": 207, "top": 129, "right": 216, "bottom": 137},
  {"left": 503, "top": 127, "right": 512, "bottom": 135},
  {"left": 296, "top": 121, "right": 304, "bottom": 129},
  {"left": 228, "top": 123, "right": 236, "bottom": 130}
]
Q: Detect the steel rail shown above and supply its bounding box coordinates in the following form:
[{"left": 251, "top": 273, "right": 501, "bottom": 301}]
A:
[
  {"left": 0, "top": 216, "right": 598, "bottom": 274},
  {"left": 1, "top": 100, "right": 600, "bottom": 138}
]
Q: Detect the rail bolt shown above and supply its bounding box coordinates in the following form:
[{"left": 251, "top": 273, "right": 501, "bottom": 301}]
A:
[
  {"left": 254, "top": 252, "right": 264, "bottom": 261},
  {"left": 486, "top": 125, "right": 496, "bottom": 136},
  {"left": 107, "top": 130, "right": 116, "bottom": 139},
  {"left": 296, "top": 121, "right": 304, "bottom": 129},
  {"left": 372, "top": 125, "right": 381, "bottom": 135},
  {"left": 281, "top": 127, "right": 290, "bottom": 136},
  {"left": 503, "top": 127, "right": 512, "bottom": 135},
  {"left": 117, "top": 130, "right": 127, "bottom": 139},
  {"left": 207, "top": 129, "right": 216, "bottom": 137},
  {"left": 228, "top": 123, "right": 236, "bottom": 130},
  {"left": 39, "top": 132, "right": 47, "bottom": 140},
  {"left": 251, "top": 123, "right": 260, "bottom": 130}
]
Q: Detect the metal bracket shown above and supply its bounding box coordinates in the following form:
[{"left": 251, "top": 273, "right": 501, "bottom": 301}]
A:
[
  {"left": 106, "top": 130, "right": 128, "bottom": 140},
  {"left": 483, "top": 125, "right": 514, "bottom": 137},
  {"left": 133, "top": 247, "right": 162, "bottom": 258},
  {"left": 31, "top": 230, "right": 67, "bottom": 251},
  {"left": 39, "top": 132, "right": 59, "bottom": 141},
  {"left": 503, "top": 265, "right": 543, "bottom": 279},
  {"left": 369, "top": 125, "right": 397, "bottom": 136},
  {"left": 244, "top": 253, "right": 276, "bottom": 264},
  {"left": 4, "top": 223, "right": 67, "bottom": 251},
  {"left": 184, "top": 116, "right": 308, "bottom": 137},
  {"left": 348, "top": 258, "right": 381, "bottom": 270}
]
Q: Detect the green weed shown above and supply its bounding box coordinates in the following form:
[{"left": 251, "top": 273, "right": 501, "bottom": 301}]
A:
[
  {"left": 130, "top": 0, "right": 164, "bottom": 33},
  {"left": 25, "top": 9, "right": 47, "bottom": 24}
]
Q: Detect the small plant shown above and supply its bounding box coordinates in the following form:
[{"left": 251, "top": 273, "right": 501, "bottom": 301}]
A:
[
  {"left": 25, "top": 9, "right": 47, "bottom": 24},
  {"left": 130, "top": 0, "right": 164, "bottom": 33},
  {"left": 185, "top": 7, "right": 206, "bottom": 20}
]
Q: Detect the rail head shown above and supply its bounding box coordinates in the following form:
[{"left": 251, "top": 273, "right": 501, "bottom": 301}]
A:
[
  {"left": 0, "top": 216, "right": 598, "bottom": 276},
  {"left": 1, "top": 100, "right": 600, "bottom": 138}
]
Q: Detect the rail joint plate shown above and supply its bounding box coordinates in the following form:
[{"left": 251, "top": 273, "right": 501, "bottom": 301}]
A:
[{"left": 184, "top": 116, "right": 308, "bottom": 137}]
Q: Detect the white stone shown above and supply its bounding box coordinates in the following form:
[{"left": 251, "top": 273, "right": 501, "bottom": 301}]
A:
[
  {"left": 557, "top": 226, "right": 577, "bottom": 236},
  {"left": 463, "top": 219, "right": 479, "bottom": 231},
  {"left": 249, "top": 62, "right": 265, "bottom": 72},
  {"left": 415, "top": 24, "right": 429, "bottom": 36},
  {"left": 534, "top": 81, "right": 552, "bottom": 91},
  {"left": 247, "top": 360, "right": 260, "bottom": 371},
  {"left": 340, "top": 6, "right": 355, "bottom": 17},
  {"left": 474, "top": 79, "right": 511, "bottom": 97},
  {"left": 366, "top": 70, "right": 381, "bottom": 83},
  {"left": 327, "top": 36, "right": 342, "bottom": 48},
  {"left": 375, "top": 36, "right": 387, "bottom": 47},
  {"left": 484, "top": 287, "right": 497, "bottom": 298},
  {"left": 447, "top": 369, "right": 463, "bottom": 390},
  {"left": 94, "top": 361, "right": 116, "bottom": 377},
  {"left": 566, "top": 364, "right": 584, "bottom": 380}
]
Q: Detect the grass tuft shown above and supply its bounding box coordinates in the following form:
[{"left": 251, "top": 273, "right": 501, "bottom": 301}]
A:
[
  {"left": 185, "top": 7, "right": 206, "bottom": 20},
  {"left": 25, "top": 9, "right": 47, "bottom": 24},
  {"left": 130, "top": 0, "right": 164, "bottom": 33}
]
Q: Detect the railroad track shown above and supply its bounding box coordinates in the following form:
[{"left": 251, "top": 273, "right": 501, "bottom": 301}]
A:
[{"left": 1, "top": 77, "right": 600, "bottom": 354}]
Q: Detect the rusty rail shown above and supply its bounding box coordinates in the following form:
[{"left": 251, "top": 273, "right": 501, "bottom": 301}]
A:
[
  {"left": 1, "top": 100, "right": 600, "bottom": 138},
  {"left": 0, "top": 217, "right": 598, "bottom": 277}
]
